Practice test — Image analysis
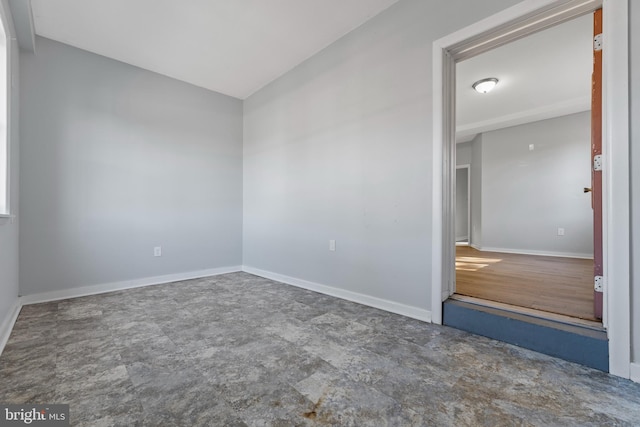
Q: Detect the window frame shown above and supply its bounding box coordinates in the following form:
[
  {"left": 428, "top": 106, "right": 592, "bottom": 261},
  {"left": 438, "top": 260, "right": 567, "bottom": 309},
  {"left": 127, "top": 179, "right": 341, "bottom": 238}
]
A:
[{"left": 0, "top": 6, "right": 10, "bottom": 218}]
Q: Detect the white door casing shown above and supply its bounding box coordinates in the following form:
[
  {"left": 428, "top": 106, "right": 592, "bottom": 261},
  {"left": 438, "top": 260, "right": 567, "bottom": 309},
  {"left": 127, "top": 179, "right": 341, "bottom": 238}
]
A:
[{"left": 431, "top": 0, "right": 630, "bottom": 378}]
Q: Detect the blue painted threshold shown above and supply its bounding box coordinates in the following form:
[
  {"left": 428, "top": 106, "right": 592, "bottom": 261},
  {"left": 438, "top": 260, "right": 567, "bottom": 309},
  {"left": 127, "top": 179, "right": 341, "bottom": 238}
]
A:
[{"left": 443, "top": 299, "right": 608, "bottom": 372}]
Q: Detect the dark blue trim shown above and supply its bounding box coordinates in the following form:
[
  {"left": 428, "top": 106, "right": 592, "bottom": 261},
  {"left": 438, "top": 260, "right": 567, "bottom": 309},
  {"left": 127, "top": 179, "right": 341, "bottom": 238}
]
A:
[{"left": 443, "top": 300, "right": 609, "bottom": 372}]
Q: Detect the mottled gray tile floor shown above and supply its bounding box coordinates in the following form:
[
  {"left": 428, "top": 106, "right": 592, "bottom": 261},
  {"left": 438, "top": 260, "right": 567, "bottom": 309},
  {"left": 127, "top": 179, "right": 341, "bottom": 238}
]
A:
[{"left": 1, "top": 272, "right": 640, "bottom": 426}]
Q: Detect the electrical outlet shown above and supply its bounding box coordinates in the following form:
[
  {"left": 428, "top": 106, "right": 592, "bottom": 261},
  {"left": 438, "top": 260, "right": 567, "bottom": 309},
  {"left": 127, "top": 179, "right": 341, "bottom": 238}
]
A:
[
  {"left": 329, "top": 240, "right": 336, "bottom": 252},
  {"left": 557, "top": 228, "right": 565, "bottom": 236},
  {"left": 154, "top": 246, "right": 162, "bottom": 257}
]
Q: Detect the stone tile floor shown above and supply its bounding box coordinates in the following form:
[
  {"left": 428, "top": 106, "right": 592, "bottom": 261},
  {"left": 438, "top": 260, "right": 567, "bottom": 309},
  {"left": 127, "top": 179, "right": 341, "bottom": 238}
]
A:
[{"left": 1, "top": 272, "right": 640, "bottom": 426}]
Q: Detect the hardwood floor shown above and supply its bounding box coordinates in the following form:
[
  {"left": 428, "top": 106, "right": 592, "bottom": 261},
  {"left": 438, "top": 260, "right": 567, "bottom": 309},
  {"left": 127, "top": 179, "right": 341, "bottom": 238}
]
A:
[{"left": 455, "top": 246, "right": 596, "bottom": 321}]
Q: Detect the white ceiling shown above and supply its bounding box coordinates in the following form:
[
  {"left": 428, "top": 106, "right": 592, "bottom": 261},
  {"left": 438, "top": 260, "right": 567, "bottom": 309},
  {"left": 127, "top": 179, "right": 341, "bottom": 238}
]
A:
[
  {"left": 30, "top": 1, "right": 592, "bottom": 123},
  {"left": 456, "top": 13, "right": 593, "bottom": 142},
  {"left": 31, "top": 0, "right": 400, "bottom": 99}
]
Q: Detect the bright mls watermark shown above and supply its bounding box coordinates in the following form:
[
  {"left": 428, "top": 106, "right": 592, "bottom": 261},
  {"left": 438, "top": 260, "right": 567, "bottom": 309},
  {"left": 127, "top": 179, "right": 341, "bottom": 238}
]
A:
[{"left": 1, "top": 405, "right": 69, "bottom": 426}]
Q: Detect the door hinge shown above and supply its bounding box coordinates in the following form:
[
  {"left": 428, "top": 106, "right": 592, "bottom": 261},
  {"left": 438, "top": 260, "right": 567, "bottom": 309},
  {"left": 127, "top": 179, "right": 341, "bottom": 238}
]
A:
[
  {"left": 594, "top": 276, "right": 604, "bottom": 292},
  {"left": 594, "top": 34, "right": 603, "bottom": 52},
  {"left": 593, "top": 154, "right": 603, "bottom": 171}
]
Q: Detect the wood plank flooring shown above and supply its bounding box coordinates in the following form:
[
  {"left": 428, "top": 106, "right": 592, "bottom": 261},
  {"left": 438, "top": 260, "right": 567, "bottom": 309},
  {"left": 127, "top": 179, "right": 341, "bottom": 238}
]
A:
[{"left": 455, "top": 246, "right": 596, "bottom": 321}]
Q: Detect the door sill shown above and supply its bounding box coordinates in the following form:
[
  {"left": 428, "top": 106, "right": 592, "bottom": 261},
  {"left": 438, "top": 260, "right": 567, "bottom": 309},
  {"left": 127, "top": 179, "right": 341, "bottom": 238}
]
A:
[
  {"left": 443, "top": 297, "right": 609, "bottom": 371},
  {"left": 450, "top": 294, "right": 604, "bottom": 331}
]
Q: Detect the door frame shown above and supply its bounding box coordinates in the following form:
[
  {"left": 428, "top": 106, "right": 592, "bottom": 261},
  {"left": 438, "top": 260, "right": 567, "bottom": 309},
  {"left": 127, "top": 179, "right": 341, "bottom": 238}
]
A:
[
  {"left": 455, "top": 164, "right": 471, "bottom": 247},
  {"left": 431, "top": 0, "right": 630, "bottom": 378}
]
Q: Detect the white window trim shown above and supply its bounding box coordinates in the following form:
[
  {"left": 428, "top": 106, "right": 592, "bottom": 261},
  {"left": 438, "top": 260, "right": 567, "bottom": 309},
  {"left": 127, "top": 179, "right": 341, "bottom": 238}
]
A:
[{"left": 0, "top": 1, "right": 10, "bottom": 218}]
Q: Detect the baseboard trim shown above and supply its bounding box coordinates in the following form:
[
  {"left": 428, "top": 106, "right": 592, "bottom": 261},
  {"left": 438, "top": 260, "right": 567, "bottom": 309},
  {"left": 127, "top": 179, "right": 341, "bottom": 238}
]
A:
[
  {"left": 20, "top": 265, "right": 243, "bottom": 306},
  {"left": 0, "top": 299, "right": 22, "bottom": 357},
  {"left": 242, "top": 266, "right": 431, "bottom": 323},
  {"left": 472, "top": 246, "right": 593, "bottom": 259},
  {"left": 631, "top": 363, "right": 640, "bottom": 383}
]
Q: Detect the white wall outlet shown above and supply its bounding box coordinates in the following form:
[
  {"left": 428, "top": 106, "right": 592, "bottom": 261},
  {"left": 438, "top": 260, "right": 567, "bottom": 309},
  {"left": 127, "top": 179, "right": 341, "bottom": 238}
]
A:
[
  {"left": 529, "top": 144, "right": 535, "bottom": 151},
  {"left": 154, "top": 246, "right": 162, "bottom": 257},
  {"left": 557, "top": 228, "right": 565, "bottom": 236},
  {"left": 329, "top": 240, "right": 336, "bottom": 251}
]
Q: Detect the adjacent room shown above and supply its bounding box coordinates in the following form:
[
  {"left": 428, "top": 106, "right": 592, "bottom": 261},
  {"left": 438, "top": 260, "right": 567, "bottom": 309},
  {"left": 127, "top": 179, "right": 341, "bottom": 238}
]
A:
[
  {"left": 1, "top": 0, "right": 639, "bottom": 425},
  {"left": 453, "top": 14, "right": 597, "bottom": 322}
]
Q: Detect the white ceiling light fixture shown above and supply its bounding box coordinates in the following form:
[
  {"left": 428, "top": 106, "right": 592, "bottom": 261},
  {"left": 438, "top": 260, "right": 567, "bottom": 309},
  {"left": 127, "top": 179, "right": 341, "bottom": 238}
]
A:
[{"left": 472, "top": 77, "right": 499, "bottom": 94}]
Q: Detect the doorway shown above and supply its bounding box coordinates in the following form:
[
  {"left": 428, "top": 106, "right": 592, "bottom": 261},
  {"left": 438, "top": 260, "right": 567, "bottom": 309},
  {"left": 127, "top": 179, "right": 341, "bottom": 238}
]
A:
[
  {"left": 431, "top": 0, "right": 631, "bottom": 377},
  {"left": 452, "top": 12, "right": 597, "bottom": 322}
]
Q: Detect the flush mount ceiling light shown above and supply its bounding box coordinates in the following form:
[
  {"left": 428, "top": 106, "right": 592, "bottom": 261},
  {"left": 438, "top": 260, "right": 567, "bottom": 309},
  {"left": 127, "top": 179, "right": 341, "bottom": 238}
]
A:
[{"left": 472, "top": 77, "right": 499, "bottom": 94}]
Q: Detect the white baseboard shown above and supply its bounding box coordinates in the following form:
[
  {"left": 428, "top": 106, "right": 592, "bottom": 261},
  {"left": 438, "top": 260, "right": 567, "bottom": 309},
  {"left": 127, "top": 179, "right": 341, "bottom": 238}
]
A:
[
  {"left": 242, "top": 266, "right": 431, "bottom": 323},
  {"left": 631, "top": 363, "right": 640, "bottom": 383},
  {"left": 472, "top": 246, "right": 593, "bottom": 259},
  {"left": 6, "top": 263, "right": 636, "bottom": 382},
  {"left": 0, "top": 299, "right": 22, "bottom": 357},
  {"left": 20, "top": 265, "right": 243, "bottom": 306}
]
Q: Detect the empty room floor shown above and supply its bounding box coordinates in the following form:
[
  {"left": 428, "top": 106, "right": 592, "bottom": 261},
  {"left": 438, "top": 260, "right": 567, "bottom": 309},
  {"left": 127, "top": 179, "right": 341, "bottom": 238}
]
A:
[
  {"left": 1, "top": 273, "right": 639, "bottom": 426},
  {"left": 455, "top": 246, "right": 595, "bottom": 320}
]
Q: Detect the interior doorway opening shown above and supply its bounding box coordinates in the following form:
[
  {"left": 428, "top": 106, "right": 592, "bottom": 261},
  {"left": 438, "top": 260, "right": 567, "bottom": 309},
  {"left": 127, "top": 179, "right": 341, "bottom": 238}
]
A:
[
  {"left": 431, "top": 0, "right": 631, "bottom": 379},
  {"left": 451, "top": 11, "right": 599, "bottom": 325}
]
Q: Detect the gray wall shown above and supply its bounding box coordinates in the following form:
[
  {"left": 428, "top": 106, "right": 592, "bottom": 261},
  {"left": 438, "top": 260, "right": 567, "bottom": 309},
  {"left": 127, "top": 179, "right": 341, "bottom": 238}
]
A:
[
  {"left": 243, "top": 0, "right": 519, "bottom": 310},
  {"left": 456, "top": 142, "right": 472, "bottom": 241},
  {"left": 630, "top": 0, "right": 640, "bottom": 363},
  {"left": 455, "top": 167, "right": 469, "bottom": 241},
  {"left": 470, "top": 134, "right": 483, "bottom": 246},
  {"left": 480, "top": 112, "right": 593, "bottom": 256},
  {"left": 19, "top": 37, "right": 243, "bottom": 295},
  {"left": 0, "top": 0, "right": 19, "bottom": 331},
  {"left": 456, "top": 141, "right": 472, "bottom": 166}
]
